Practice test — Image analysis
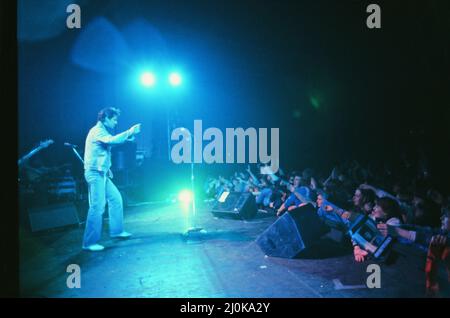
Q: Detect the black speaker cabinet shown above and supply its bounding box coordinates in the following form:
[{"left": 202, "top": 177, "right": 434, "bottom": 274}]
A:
[
  {"left": 211, "top": 191, "right": 257, "bottom": 220},
  {"left": 256, "top": 204, "right": 329, "bottom": 258},
  {"left": 28, "top": 203, "right": 81, "bottom": 232}
]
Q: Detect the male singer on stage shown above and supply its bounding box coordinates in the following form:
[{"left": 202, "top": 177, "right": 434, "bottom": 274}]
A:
[{"left": 82, "top": 107, "right": 141, "bottom": 251}]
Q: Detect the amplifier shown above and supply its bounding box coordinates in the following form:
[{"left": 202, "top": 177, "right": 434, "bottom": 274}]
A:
[{"left": 211, "top": 191, "right": 257, "bottom": 220}]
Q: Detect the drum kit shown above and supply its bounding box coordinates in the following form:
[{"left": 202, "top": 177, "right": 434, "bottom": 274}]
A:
[
  {"left": 18, "top": 139, "right": 80, "bottom": 204},
  {"left": 19, "top": 139, "right": 148, "bottom": 205}
]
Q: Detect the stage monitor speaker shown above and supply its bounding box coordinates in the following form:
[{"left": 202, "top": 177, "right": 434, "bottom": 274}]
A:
[
  {"left": 211, "top": 191, "right": 257, "bottom": 220},
  {"left": 256, "top": 204, "right": 329, "bottom": 258},
  {"left": 28, "top": 203, "right": 81, "bottom": 232}
]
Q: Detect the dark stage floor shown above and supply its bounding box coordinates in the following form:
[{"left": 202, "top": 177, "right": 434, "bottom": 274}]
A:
[{"left": 19, "top": 201, "right": 438, "bottom": 298}]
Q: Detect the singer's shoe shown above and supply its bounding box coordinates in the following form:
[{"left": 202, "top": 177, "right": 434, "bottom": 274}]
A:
[
  {"left": 82, "top": 244, "right": 105, "bottom": 252},
  {"left": 111, "top": 231, "right": 132, "bottom": 239}
]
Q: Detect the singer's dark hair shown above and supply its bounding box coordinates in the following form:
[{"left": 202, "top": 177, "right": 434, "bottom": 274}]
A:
[{"left": 98, "top": 107, "right": 121, "bottom": 122}]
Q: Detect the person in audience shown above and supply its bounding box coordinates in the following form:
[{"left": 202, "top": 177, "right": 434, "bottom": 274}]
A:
[
  {"left": 255, "top": 174, "right": 276, "bottom": 208},
  {"left": 316, "top": 190, "right": 349, "bottom": 231},
  {"left": 378, "top": 208, "right": 449, "bottom": 296},
  {"left": 371, "top": 197, "right": 403, "bottom": 225},
  {"left": 276, "top": 174, "right": 311, "bottom": 216},
  {"left": 377, "top": 207, "right": 449, "bottom": 252},
  {"left": 340, "top": 187, "right": 377, "bottom": 221},
  {"left": 352, "top": 197, "right": 403, "bottom": 262}
]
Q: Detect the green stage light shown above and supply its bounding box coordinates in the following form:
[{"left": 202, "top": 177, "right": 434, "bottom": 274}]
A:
[{"left": 178, "top": 189, "right": 193, "bottom": 204}]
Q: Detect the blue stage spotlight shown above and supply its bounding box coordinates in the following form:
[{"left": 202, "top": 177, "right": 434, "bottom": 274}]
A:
[
  {"left": 140, "top": 72, "right": 156, "bottom": 87},
  {"left": 168, "top": 72, "right": 182, "bottom": 86}
]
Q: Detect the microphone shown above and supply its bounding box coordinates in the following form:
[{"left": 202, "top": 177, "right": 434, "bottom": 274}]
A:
[{"left": 64, "top": 142, "right": 78, "bottom": 148}]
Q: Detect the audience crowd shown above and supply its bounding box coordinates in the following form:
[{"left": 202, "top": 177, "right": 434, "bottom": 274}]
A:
[{"left": 204, "top": 157, "right": 450, "bottom": 297}]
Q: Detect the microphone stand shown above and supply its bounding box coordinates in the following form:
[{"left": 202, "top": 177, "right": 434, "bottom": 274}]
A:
[
  {"left": 70, "top": 146, "right": 84, "bottom": 165},
  {"left": 65, "top": 144, "right": 84, "bottom": 226},
  {"left": 182, "top": 162, "right": 207, "bottom": 239}
]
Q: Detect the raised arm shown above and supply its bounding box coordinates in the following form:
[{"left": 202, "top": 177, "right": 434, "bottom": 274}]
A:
[
  {"left": 246, "top": 165, "right": 261, "bottom": 185},
  {"left": 96, "top": 124, "right": 141, "bottom": 145},
  {"left": 292, "top": 189, "right": 316, "bottom": 208},
  {"left": 359, "top": 183, "right": 399, "bottom": 203}
]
